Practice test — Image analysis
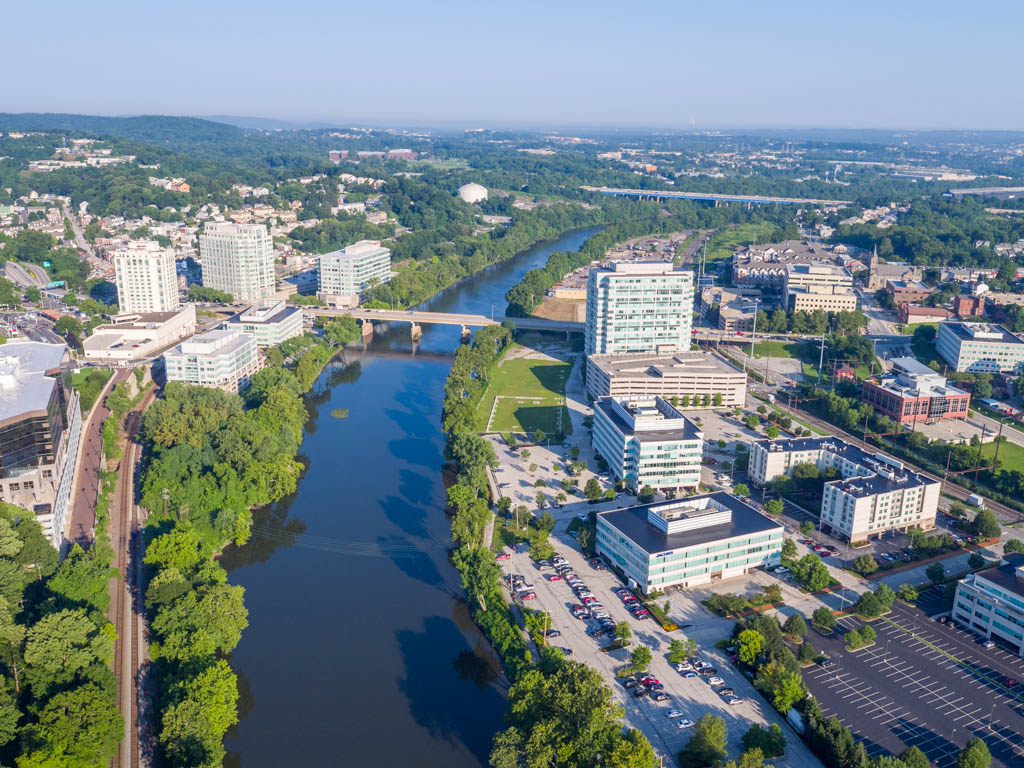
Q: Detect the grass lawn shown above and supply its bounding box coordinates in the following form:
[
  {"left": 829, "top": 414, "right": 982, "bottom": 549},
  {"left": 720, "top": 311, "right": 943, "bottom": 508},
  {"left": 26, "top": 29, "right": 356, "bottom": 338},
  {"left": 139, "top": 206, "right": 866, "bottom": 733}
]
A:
[
  {"left": 704, "top": 222, "right": 779, "bottom": 261},
  {"left": 71, "top": 368, "right": 113, "bottom": 411},
  {"left": 475, "top": 343, "right": 575, "bottom": 437},
  {"left": 911, "top": 336, "right": 942, "bottom": 368},
  {"left": 981, "top": 437, "right": 1024, "bottom": 473},
  {"left": 899, "top": 321, "right": 938, "bottom": 335}
]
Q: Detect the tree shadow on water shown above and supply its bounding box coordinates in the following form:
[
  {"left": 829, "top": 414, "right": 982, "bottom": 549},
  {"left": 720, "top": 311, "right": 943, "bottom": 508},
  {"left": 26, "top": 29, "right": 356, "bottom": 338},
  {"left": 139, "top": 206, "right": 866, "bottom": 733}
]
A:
[{"left": 396, "top": 615, "right": 508, "bottom": 763}]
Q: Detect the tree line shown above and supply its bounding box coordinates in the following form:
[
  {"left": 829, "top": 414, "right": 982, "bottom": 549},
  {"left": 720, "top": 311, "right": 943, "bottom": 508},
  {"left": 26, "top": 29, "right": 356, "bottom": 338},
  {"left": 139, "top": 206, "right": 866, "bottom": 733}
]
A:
[
  {"left": 137, "top": 332, "right": 338, "bottom": 766},
  {"left": 439, "top": 328, "right": 658, "bottom": 767}
]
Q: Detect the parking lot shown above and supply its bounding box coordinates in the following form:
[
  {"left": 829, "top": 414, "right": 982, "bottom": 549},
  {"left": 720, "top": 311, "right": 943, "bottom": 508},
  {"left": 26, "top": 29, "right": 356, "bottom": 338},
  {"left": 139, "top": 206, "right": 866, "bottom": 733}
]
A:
[
  {"left": 497, "top": 530, "right": 823, "bottom": 768},
  {"left": 802, "top": 601, "right": 1024, "bottom": 768}
]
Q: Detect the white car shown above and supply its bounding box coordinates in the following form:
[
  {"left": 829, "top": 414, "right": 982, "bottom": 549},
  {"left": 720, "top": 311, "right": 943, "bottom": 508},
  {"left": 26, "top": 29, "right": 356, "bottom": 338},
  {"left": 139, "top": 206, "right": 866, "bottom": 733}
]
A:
[
  {"left": 674, "top": 663, "right": 693, "bottom": 673},
  {"left": 675, "top": 719, "right": 695, "bottom": 729},
  {"left": 666, "top": 710, "right": 686, "bottom": 719},
  {"left": 707, "top": 676, "right": 725, "bottom": 686},
  {"left": 592, "top": 612, "right": 610, "bottom": 620}
]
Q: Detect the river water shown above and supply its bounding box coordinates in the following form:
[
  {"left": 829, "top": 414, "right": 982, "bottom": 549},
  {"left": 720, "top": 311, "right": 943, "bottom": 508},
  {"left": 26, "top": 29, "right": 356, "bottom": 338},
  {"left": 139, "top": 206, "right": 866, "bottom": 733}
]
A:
[{"left": 222, "top": 227, "right": 601, "bottom": 768}]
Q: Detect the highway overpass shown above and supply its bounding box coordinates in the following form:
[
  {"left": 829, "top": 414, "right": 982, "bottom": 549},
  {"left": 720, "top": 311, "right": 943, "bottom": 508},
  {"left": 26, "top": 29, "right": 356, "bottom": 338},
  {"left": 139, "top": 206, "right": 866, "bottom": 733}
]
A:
[{"left": 582, "top": 186, "right": 852, "bottom": 207}]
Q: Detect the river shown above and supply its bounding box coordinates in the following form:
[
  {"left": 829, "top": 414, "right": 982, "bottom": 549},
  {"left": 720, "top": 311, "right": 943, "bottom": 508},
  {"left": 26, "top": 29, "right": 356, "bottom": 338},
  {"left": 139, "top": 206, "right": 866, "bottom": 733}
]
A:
[{"left": 222, "top": 227, "right": 602, "bottom": 768}]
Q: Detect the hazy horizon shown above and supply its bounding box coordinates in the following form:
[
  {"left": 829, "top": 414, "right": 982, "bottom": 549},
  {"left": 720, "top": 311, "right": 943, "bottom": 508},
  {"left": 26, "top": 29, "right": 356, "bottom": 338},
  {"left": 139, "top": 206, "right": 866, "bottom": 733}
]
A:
[{"left": 7, "top": 0, "right": 1023, "bottom": 131}]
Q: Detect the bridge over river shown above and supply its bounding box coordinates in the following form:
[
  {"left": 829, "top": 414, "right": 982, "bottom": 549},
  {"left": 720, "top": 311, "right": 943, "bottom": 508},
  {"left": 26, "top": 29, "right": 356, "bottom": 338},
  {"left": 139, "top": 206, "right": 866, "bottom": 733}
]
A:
[{"left": 310, "top": 307, "right": 584, "bottom": 337}]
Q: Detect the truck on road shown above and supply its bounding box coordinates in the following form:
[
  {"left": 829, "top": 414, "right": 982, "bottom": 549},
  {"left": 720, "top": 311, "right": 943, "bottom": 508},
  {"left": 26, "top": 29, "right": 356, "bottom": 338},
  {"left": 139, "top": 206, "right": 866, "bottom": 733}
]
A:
[{"left": 966, "top": 493, "right": 985, "bottom": 509}]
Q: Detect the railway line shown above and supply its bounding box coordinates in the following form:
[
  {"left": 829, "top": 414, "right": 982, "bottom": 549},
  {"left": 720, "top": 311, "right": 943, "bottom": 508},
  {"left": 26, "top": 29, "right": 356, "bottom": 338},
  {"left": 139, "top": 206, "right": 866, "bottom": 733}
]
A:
[{"left": 111, "top": 388, "right": 156, "bottom": 768}]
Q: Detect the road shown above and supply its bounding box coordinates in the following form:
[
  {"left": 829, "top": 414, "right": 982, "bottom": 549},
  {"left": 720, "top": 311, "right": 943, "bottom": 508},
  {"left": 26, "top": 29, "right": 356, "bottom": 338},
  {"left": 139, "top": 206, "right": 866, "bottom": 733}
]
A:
[
  {"left": 4, "top": 261, "right": 49, "bottom": 288},
  {"left": 61, "top": 204, "right": 96, "bottom": 259},
  {"left": 68, "top": 369, "right": 125, "bottom": 545}
]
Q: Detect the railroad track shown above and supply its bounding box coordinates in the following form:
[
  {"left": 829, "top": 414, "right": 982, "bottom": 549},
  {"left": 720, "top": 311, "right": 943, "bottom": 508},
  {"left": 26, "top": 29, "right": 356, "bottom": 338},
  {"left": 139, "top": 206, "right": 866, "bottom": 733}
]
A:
[
  {"left": 787, "top": 403, "right": 1024, "bottom": 525},
  {"left": 111, "top": 388, "right": 157, "bottom": 768}
]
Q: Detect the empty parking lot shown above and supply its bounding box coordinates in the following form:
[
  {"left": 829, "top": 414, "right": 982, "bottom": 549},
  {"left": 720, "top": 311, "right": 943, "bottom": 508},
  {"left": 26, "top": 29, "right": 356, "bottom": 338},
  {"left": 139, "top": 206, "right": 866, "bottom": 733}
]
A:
[{"left": 802, "top": 601, "right": 1024, "bottom": 767}]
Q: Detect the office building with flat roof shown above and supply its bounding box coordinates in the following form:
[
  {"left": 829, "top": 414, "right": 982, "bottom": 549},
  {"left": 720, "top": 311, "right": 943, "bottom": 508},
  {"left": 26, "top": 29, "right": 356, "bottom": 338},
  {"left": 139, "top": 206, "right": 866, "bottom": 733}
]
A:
[
  {"left": 585, "top": 262, "right": 694, "bottom": 357},
  {"left": 596, "top": 492, "right": 783, "bottom": 594},
  {"left": 887, "top": 279, "right": 934, "bottom": 304},
  {"left": 199, "top": 222, "right": 275, "bottom": 302},
  {"left": 163, "top": 329, "right": 261, "bottom": 393},
  {"left": 112, "top": 240, "right": 180, "bottom": 313},
  {"left": 317, "top": 240, "right": 392, "bottom": 308},
  {"left": 224, "top": 300, "right": 303, "bottom": 347},
  {"left": 952, "top": 554, "right": 1024, "bottom": 656},
  {"left": 0, "top": 342, "right": 81, "bottom": 549},
  {"left": 593, "top": 396, "right": 703, "bottom": 493},
  {"left": 936, "top": 321, "right": 1024, "bottom": 374},
  {"left": 586, "top": 351, "right": 747, "bottom": 407},
  {"left": 782, "top": 263, "right": 856, "bottom": 313},
  {"left": 749, "top": 436, "right": 939, "bottom": 541},
  {"left": 83, "top": 305, "right": 197, "bottom": 362},
  {"left": 732, "top": 240, "right": 842, "bottom": 287},
  {"left": 861, "top": 357, "right": 970, "bottom": 424}
]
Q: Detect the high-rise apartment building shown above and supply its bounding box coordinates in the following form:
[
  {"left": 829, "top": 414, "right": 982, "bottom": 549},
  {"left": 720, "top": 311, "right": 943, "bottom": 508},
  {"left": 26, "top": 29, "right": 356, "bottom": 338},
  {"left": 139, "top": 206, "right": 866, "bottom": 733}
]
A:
[
  {"left": 163, "top": 330, "right": 261, "bottom": 393},
  {"left": 199, "top": 222, "right": 275, "bottom": 302},
  {"left": 317, "top": 240, "right": 392, "bottom": 307},
  {"left": 112, "top": 240, "right": 180, "bottom": 313},
  {"left": 585, "top": 262, "right": 694, "bottom": 356}
]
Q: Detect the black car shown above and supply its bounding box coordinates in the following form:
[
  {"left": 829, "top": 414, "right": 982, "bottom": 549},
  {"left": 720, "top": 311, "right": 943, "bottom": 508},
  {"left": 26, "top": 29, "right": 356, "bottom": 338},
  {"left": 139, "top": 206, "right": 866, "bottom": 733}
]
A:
[
  {"left": 819, "top": 658, "right": 835, "bottom": 668},
  {"left": 651, "top": 692, "right": 670, "bottom": 702},
  {"left": 633, "top": 687, "right": 648, "bottom": 698},
  {"left": 545, "top": 629, "right": 561, "bottom": 638},
  {"left": 623, "top": 679, "right": 639, "bottom": 689},
  {"left": 699, "top": 668, "right": 718, "bottom": 676},
  {"left": 558, "top": 647, "right": 573, "bottom": 656}
]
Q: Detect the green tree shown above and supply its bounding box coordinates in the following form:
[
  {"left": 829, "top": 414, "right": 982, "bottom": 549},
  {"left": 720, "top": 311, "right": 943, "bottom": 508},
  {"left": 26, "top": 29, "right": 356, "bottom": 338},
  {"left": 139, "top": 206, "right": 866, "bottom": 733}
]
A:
[
  {"left": 737, "top": 629, "right": 764, "bottom": 665},
  {"left": 23, "top": 286, "right": 41, "bottom": 303},
  {"left": 630, "top": 645, "right": 652, "bottom": 670},
  {"left": 20, "top": 684, "right": 122, "bottom": 766},
  {"left": 160, "top": 660, "right": 239, "bottom": 768},
  {"left": 1004, "top": 538, "right": 1024, "bottom": 554},
  {"left": 532, "top": 428, "right": 546, "bottom": 444},
  {"left": 783, "top": 613, "right": 807, "bottom": 638},
  {"left": 321, "top": 316, "right": 361, "bottom": 346},
  {"left": 926, "top": 562, "right": 946, "bottom": 583},
  {"left": 680, "top": 713, "right": 728, "bottom": 768},
  {"left": 897, "top": 583, "right": 919, "bottom": 603},
  {"left": 734, "top": 483, "right": 750, "bottom": 497},
  {"left": 54, "top": 315, "right": 83, "bottom": 340},
  {"left": 968, "top": 552, "right": 985, "bottom": 569},
  {"left": 638, "top": 485, "right": 655, "bottom": 503},
  {"left": 781, "top": 538, "right": 797, "bottom": 559},
  {"left": 24, "top": 609, "right": 113, "bottom": 687},
  {"left": 614, "top": 621, "right": 632, "bottom": 647},
  {"left": 812, "top": 606, "right": 836, "bottom": 631},
  {"left": 956, "top": 737, "right": 991, "bottom": 768},
  {"left": 800, "top": 520, "right": 816, "bottom": 537},
  {"left": 797, "top": 640, "right": 816, "bottom": 663},
  {"left": 900, "top": 746, "right": 930, "bottom": 768},
  {"left": 741, "top": 722, "right": 786, "bottom": 758},
  {"left": 875, "top": 583, "right": 896, "bottom": 608},
  {"left": 151, "top": 584, "right": 248, "bottom": 661},
  {"left": 584, "top": 478, "right": 603, "bottom": 502},
  {"left": 765, "top": 424, "right": 779, "bottom": 439},
  {"left": 764, "top": 499, "right": 784, "bottom": 517},
  {"left": 854, "top": 591, "right": 883, "bottom": 619},
  {"left": 972, "top": 509, "right": 1001, "bottom": 540},
  {"left": 852, "top": 554, "right": 878, "bottom": 576}
]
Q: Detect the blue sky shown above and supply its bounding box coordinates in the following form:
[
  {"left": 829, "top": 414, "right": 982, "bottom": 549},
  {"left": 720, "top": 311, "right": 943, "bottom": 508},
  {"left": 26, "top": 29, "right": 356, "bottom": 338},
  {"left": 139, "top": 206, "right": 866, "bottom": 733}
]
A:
[{"left": 7, "top": 0, "right": 1022, "bottom": 130}]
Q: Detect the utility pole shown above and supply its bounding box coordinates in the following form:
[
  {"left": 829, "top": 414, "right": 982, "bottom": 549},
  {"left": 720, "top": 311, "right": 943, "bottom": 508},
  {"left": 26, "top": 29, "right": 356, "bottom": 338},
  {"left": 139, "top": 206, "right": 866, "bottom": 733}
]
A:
[
  {"left": 991, "top": 420, "right": 1004, "bottom": 471},
  {"left": 817, "top": 332, "right": 825, "bottom": 386},
  {"left": 973, "top": 422, "right": 989, "bottom": 485}
]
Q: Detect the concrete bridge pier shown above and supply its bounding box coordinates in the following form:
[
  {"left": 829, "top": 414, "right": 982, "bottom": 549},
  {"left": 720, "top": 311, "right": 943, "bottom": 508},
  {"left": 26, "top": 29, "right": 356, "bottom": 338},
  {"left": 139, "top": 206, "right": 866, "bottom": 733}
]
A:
[
  {"left": 410, "top": 323, "right": 422, "bottom": 340},
  {"left": 360, "top": 319, "right": 374, "bottom": 336}
]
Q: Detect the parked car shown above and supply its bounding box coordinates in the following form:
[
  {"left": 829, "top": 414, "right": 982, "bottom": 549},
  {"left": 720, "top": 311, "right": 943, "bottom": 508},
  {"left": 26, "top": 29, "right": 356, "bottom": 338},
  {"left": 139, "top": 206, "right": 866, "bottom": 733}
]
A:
[
  {"left": 651, "top": 692, "right": 670, "bottom": 702},
  {"left": 521, "top": 592, "right": 537, "bottom": 600},
  {"left": 545, "top": 629, "right": 561, "bottom": 638},
  {"left": 707, "top": 676, "right": 725, "bottom": 686},
  {"left": 724, "top": 696, "right": 744, "bottom": 706},
  {"left": 557, "top": 647, "right": 573, "bottom": 656},
  {"left": 698, "top": 668, "right": 718, "bottom": 676},
  {"left": 718, "top": 688, "right": 735, "bottom": 697},
  {"left": 981, "top": 639, "right": 996, "bottom": 649},
  {"left": 547, "top": 574, "right": 562, "bottom": 581},
  {"left": 666, "top": 710, "right": 686, "bottom": 719},
  {"left": 495, "top": 552, "right": 510, "bottom": 561},
  {"left": 675, "top": 663, "right": 693, "bottom": 673},
  {"left": 681, "top": 671, "right": 698, "bottom": 678},
  {"left": 819, "top": 658, "right": 835, "bottom": 668},
  {"left": 633, "top": 687, "right": 648, "bottom": 698},
  {"left": 675, "top": 719, "right": 695, "bottom": 729}
]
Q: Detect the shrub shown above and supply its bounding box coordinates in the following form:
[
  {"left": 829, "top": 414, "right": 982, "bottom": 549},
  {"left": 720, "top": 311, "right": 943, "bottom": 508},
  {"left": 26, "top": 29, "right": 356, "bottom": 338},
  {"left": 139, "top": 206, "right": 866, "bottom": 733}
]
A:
[
  {"left": 854, "top": 591, "right": 883, "bottom": 619},
  {"left": 783, "top": 613, "right": 807, "bottom": 638},
  {"left": 852, "top": 554, "right": 878, "bottom": 576},
  {"left": 812, "top": 606, "right": 836, "bottom": 631}
]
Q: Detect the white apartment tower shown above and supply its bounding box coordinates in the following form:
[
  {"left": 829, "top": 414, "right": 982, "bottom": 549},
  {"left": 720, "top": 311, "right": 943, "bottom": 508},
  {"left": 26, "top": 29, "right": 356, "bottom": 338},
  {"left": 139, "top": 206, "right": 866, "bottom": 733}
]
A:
[
  {"left": 317, "top": 240, "right": 392, "bottom": 307},
  {"left": 199, "top": 222, "right": 275, "bottom": 302},
  {"left": 112, "top": 240, "right": 180, "bottom": 313},
  {"left": 586, "top": 262, "right": 694, "bottom": 357}
]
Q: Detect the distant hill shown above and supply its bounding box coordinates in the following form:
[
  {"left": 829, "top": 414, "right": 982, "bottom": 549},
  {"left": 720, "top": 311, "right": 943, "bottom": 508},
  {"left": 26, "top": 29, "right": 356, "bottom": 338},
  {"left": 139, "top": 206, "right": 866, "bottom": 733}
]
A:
[
  {"left": 0, "top": 113, "right": 245, "bottom": 143},
  {"left": 200, "top": 115, "right": 342, "bottom": 131}
]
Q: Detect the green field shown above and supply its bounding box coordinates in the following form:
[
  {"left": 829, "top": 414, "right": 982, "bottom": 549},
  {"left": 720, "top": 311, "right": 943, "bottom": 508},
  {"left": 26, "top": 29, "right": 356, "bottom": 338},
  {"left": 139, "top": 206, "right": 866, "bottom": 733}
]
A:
[
  {"left": 981, "top": 438, "right": 1024, "bottom": 473},
  {"left": 475, "top": 344, "right": 574, "bottom": 438},
  {"left": 898, "top": 322, "right": 938, "bottom": 335},
  {"left": 704, "top": 222, "right": 779, "bottom": 261},
  {"left": 749, "top": 340, "right": 873, "bottom": 382}
]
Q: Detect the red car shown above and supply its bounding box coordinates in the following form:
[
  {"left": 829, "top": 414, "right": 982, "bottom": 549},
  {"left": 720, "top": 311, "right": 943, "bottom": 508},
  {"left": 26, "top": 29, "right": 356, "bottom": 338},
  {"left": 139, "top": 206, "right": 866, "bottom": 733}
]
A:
[
  {"left": 521, "top": 592, "right": 537, "bottom": 600},
  {"left": 1003, "top": 677, "right": 1018, "bottom": 687},
  {"left": 495, "top": 552, "right": 510, "bottom": 561},
  {"left": 622, "top": 595, "right": 638, "bottom": 604},
  {"left": 547, "top": 574, "right": 562, "bottom": 581},
  {"left": 632, "top": 608, "right": 650, "bottom": 616}
]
